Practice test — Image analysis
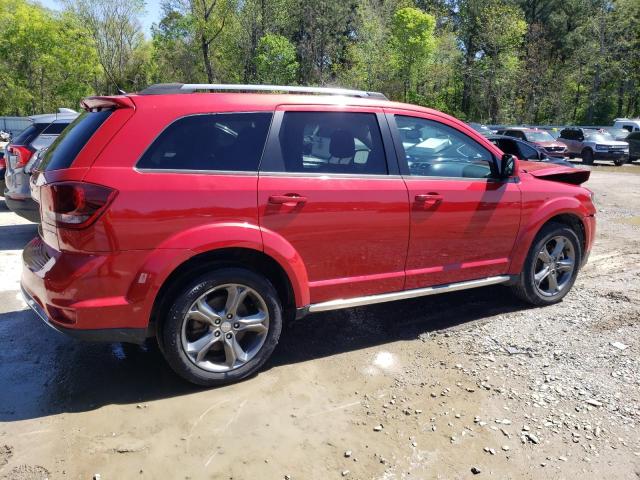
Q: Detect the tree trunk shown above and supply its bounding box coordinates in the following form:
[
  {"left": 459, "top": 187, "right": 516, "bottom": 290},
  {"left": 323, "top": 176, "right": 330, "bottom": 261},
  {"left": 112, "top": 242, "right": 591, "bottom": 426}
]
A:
[
  {"left": 616, "top": 79, "right": 624, "bottom": 118},
  {"left": 201, "top": 35, "right": 214, "bottom": 83}
]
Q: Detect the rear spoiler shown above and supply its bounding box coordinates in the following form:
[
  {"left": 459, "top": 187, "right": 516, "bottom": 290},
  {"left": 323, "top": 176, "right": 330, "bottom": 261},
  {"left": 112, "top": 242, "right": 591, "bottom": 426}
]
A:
[
  {"left": 80, "top": 96, "right": 135, "bottom": 111},
  {"left": 526, "top": 165, "right": 590, "bottom": 185}
]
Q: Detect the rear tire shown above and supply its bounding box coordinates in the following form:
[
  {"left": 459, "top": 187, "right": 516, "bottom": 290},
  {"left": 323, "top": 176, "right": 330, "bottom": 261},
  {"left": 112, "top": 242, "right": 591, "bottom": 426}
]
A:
[
  {"left": 160, "top": 268, "right": 283, "bottom": 386},
  {"left": 510, "top": 222, "right": 582, "bottom": 306},
  {"left": 614, "top": 157, "right": 625, "bottom": 166},
  {"left": 581, "top": 148, "right": 594, "bottom": 165}
]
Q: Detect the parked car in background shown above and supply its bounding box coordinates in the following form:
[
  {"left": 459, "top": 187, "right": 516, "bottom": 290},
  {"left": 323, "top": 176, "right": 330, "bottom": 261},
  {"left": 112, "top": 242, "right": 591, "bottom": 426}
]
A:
[
  {"left": 487, "top": 135, "right": 575, "bottom": 168},
  {"left": 613, "top": 118, "right": 640, "bottom": 133},
  {"left": 0, "top": 131, "right": 9, "bottom": 194},
  {"left": 538, "top": 127, "right": 562, "bottom": 139},
  {"left": 21, "top": 83, "right": 595, "bottom": 387},
  {"left": 4, "top": 110, "right": 78, "bottom": 221},
  {"left": 558, "top": 127, "right": 629, "bottom": 165},
  {"left": 467, "top": 122, "right": 494, "bottom": 136},
  {"left": 626, "top": 131, "right": 640, "bottom": 162},
  {"left": 496, "top": 127, "right": 568, "bottom": 158},
  {"left": 605, "top": 127, "right": 630, "bottom": 141}
]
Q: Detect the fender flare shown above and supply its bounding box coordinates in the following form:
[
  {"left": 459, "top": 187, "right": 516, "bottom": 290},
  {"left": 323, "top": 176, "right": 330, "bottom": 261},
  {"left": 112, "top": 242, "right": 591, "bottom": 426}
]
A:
[
  {"left": 126, "top": 223, "right": 310, "bottom": 326},
  {"left": 508, "top": 196, "right": 591, "bottom": 275}
]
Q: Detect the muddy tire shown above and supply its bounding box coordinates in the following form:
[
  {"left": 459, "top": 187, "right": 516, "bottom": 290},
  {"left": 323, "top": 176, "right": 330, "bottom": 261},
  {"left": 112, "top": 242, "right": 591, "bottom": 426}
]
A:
[
  {"left": 510, "top": 222, "right": 582, "bottom": 306},
  {"left": 160, "top": 268, "right": 283, "bottom": 386}
]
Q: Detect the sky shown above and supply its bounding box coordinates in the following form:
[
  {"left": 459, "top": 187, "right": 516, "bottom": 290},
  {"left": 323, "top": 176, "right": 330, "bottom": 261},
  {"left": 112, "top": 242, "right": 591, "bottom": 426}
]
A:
[{"left": 36, "top": 0, "right": 164, "bottom": 37}]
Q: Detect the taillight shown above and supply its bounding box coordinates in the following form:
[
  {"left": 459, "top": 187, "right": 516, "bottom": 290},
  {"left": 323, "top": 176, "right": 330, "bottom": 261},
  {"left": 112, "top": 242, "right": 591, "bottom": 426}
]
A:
[
  {"left": 0, "top": 153, "right": 5, "bottom": 169},
  {"left": 41, "top": 182, "right": 117, "bottom": 229},
  {"left": 9, "top": 145, "right": 35, "bottom": 168}
]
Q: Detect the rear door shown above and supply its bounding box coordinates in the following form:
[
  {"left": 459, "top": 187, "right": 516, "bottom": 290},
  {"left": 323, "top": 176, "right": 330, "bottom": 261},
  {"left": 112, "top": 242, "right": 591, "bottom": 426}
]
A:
[
  {"left": 258, "top": 106, "right": 409, "bottom": 304},
  {"left": 386, "top": 110, "right": 521, "bottom": 289}
]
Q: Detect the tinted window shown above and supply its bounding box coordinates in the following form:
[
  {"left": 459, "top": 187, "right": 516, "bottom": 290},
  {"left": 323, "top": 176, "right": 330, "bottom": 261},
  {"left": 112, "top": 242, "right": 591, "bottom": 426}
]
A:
[
  {"left": 518, "top": 142, "right": 539, "bottom": 160},
  {"left": 40, "top": 110, "right": 112, "bottom": 171},
  {"left": 41, "top": 122, "right": 71, "bottom": 135},
  {"left": 396, "top": 116, "right": 493, "bottom": 178},
  {"left": 491, "top": 138, "right": 519, "bottom": 156},
  {"left": 266, "top": 111, "right": 387, "bottom": 175},
  {"left": 560, "top": 129, "right": 574, "bottom": 140},
  {"left": 628, "top": 132, "right": 640, "bottom": 140},
  {"left": 138, "top": 113, "right": 272, "bottom": 171},
  {"left": 11, "top": 124, "right": 45, "bottom": 146}
]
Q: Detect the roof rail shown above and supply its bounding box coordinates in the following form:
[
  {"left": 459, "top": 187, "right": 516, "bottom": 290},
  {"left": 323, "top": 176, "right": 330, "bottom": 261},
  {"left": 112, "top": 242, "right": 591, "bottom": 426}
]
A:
[{"left": 138, "top": 83, "right": 388, "bottom": 100}]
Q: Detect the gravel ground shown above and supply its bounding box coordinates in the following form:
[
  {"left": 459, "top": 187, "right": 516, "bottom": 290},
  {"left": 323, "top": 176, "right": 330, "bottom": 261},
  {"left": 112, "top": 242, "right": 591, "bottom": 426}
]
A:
[{"left": 0, "top": 165, "right": 639, "bottom": 480}]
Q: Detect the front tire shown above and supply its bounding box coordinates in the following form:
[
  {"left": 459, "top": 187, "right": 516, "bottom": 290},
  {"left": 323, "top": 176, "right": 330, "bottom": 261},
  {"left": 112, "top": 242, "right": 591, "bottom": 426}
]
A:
[
  {"left": 613, "top": 157, "right": 625, "bottom": 166},
  {"left": 581, "top": 148, "right": 594, "bottom": 165},
  {"left": 161, "top": 268, "right": 283, "bottom": 386},
  {"left": 511, "top": 223, "right": 582, "bottom": 306}
]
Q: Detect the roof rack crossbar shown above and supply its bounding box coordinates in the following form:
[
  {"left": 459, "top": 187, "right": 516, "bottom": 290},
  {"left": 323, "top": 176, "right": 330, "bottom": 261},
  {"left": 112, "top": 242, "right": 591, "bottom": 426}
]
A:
[{"left": 138, "top": 83, "right": 388, "bottom": 100}]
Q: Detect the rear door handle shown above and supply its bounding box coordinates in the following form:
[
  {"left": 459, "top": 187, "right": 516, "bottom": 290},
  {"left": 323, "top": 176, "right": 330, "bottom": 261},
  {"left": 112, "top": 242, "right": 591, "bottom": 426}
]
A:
[
  {"left": 268, "top": 194, "right": 308, "bottom": 206},
  {"left": 415, "top": 193, "right": 443, "bottom": 206}
]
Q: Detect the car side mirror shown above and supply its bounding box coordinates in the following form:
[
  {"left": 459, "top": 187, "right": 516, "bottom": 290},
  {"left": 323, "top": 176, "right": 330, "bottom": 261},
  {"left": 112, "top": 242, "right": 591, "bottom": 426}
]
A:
[{"left": 500, "top": 154, "right": 516, "bottom": 178}]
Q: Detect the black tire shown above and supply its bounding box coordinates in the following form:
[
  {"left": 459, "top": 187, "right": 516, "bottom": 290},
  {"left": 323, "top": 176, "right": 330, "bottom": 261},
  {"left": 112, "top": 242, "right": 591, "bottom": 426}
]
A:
[
  {"left": 581, "top": 148, "right": 594, "bottom": 165},
  {"left": 160, "top": 267, "right": 283, "bottom": 386},
  {"left": 510, "top": 222, "right": 582, "bottom": 306},
  {"left": 613, "top": 157, "right": 625, "bottom": 166}
]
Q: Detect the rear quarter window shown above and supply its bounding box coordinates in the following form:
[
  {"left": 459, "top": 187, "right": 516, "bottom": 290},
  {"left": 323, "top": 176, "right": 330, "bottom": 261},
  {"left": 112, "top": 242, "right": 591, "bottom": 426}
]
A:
[
  {"left": 40, "top": 110, "right": 112, "bottom": 171},
  {"left": 11, "top": 124, "right": 45, "bottom": 146},
  {"left": 137, "top": 112, "right": 273, "bottom": 172}
]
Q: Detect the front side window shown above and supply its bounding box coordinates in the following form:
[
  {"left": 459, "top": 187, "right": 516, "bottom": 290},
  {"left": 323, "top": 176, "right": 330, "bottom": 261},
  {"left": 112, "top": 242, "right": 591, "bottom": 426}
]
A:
[
  {"left": 137, "top": 112, "right": 273, "bottom": 172},
  {"left": 267, "top": 111, "right": 387, "bottom": 175},
  {"left": 517, "top": 142, "right": 539, "bottom": 160},
  {"left": 395, "top": 115, "right": 494, "bottom": 179}
]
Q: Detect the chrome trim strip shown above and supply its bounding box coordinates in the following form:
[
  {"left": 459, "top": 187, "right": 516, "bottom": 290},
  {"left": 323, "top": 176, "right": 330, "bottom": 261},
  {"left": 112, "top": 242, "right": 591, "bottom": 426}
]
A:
[
  {"left": 259, "top": 172, "right": 403, "bottom": 179},
  {"left": 180, "top": 83, "right": 387, "bottom": 99},
  {"left": 307, "top": 275, "right": 511, "bottom": 313},
  {"left": 134, "top": 168, "right": 258, "bottom": 176}
]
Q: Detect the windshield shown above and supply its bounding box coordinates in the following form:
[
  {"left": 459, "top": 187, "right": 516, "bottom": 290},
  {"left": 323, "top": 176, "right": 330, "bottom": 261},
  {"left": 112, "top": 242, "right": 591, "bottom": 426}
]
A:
[
  {"left": 526, "top": 130, "right": 555, "bottom": 142},
  {"left": 607, "top": 128, "right": 629, "bottom": 138}
]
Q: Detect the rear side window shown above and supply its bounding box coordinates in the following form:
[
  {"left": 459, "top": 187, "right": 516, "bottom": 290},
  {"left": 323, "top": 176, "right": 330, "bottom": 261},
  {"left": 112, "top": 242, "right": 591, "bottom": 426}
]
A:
[
  {"left": 40, "top": 110, "right": 112, "bottom": 171},
  {"left": 265, "top": 111, "right": 387, "bottom": 175},
  {"left": 41, "top": 122, "right": 71, "bottom": 135},
  {"left": 137, "top": 112, "right": 272, "bottom": 172},
  {"left": 11, "top": 124, "right": 45, "bottom": 146}
]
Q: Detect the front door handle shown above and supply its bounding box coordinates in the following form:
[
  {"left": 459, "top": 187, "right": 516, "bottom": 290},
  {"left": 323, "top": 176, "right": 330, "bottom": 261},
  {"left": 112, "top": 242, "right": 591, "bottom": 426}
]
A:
[
  {"left": 415, "top": 193, "right": 443, "bottom": 207},
  {"left": 268, "top": 194, "right": 308, "bottom": 206}
]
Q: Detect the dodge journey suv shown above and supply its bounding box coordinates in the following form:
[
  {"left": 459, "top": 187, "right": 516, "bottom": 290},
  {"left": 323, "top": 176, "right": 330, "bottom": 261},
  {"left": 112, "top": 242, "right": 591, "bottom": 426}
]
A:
[{"left": 22, "top": 83, "right": 596, "bottom": 386}]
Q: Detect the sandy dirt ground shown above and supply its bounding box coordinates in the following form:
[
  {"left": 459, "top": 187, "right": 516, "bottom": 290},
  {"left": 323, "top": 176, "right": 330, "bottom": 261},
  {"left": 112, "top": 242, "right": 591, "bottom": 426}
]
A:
[{"left": 0, "top": 164, "right": 639, "bottom": 480}]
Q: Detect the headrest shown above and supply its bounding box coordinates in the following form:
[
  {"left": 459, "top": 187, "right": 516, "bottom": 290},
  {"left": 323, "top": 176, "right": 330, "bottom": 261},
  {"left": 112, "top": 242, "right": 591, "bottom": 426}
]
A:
[{"left": 329, "top": 129, "right": 355, "bottom": 158}]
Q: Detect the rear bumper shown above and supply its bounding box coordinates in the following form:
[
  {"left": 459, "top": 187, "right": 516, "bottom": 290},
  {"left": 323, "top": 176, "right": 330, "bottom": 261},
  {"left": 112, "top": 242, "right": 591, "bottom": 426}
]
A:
[
  {"left": 4, "top": 192, "right": 39, "bottom": 222},
  {"left": 21, "top": 285, "right": 147, "bottom": 343},
  {"left": 21, "top": 236, "right": 152, "bottom": 343}
]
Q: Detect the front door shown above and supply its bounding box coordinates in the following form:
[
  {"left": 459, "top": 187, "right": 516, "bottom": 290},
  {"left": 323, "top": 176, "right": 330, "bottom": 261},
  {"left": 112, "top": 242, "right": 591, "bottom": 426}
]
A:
[
  {"left": 258, "top": 106, "right": 410, "bottom": 304},
  {"left": 386, "top": 110, "right": 522, "bottom": 289}
]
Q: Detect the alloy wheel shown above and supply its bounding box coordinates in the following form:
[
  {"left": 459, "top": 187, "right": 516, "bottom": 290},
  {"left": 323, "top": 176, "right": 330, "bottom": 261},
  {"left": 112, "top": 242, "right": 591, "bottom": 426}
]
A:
[
  {"left": 533, "top": 235, "right": 576, "bottom": 297},
  {"left": 181, "top": 284, "right": 269, "bottom": 372}
]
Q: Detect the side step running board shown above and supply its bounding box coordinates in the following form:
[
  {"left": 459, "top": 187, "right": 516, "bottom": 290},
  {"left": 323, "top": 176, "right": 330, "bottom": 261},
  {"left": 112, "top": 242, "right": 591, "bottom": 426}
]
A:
[{"left": 306, "top": 275, "right": 512, "bottom": 313}]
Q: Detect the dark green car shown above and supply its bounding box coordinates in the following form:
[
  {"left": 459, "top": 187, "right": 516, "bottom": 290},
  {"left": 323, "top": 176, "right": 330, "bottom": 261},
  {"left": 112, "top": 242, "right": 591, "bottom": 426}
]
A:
[{"left": 628, "top": 131, "right": 640, "bottom": 162}]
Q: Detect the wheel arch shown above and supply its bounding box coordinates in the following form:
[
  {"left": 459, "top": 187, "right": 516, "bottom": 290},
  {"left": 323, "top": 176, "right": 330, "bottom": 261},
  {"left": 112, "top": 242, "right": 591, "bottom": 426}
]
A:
[
  {"left": 148, "top": 247, "right": 299, "bottom": 336},
  {"left": 508, "top": 202, "right": 590, "bottom": 275}
]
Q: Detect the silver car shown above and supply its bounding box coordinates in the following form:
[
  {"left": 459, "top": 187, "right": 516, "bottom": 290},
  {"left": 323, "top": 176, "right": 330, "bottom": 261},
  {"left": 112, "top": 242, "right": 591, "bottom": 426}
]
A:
[
  {"left": 558, "top": 127, "right": 629, "bottom": 166},
  {"left": 4, "top": 110, "right": 78, "bottom": 221}
]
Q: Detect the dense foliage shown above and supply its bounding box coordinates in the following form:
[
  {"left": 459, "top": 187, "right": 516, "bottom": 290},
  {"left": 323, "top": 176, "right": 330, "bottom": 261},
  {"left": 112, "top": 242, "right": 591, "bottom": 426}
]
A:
[{"left": 0, "top": 0, "right": 638, "bottom": 125}]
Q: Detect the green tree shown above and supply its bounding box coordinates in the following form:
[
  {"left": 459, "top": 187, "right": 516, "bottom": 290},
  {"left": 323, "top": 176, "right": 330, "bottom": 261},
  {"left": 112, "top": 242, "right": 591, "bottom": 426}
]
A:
[
  {"left": 390, "top": 7, "right": 436, "bottom": 101},
  {"left": 0, "top": 0, "right": 99, "bottom": 115},
  {"left": 255, "top": 33, "right": 298, "bottom": 84},
  {"left": 63, "top": 0, "right": 148, "bottom": 93}
]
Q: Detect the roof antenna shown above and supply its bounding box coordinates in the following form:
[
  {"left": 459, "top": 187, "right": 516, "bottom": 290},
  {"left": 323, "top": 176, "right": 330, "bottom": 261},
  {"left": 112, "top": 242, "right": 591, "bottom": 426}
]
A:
[{"left": 117, "top": 88, "right": 127, "bottom": 95}]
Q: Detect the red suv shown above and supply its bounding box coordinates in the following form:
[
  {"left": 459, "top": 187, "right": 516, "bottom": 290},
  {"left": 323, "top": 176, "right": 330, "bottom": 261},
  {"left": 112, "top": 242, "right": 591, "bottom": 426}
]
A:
[{"left": 22, "top": 84, "right": 596, "bottom": 386}]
